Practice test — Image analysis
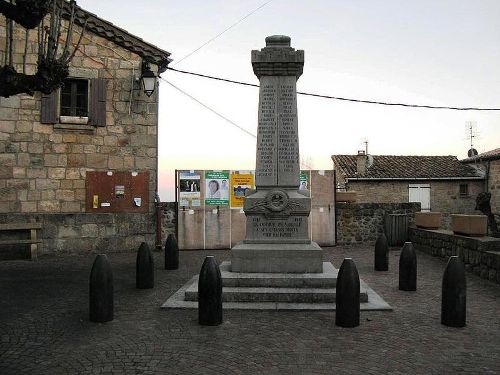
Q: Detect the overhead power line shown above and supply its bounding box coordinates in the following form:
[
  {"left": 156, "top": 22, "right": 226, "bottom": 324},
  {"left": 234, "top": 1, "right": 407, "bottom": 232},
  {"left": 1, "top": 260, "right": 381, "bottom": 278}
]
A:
[
  {"left": 165, "top": 67, "right": 500, "bottom": 111},
  {"left": 172, "top": 0, "right": 274, "bottom": 66},
  {"left": 160, "top": 77, "right": 256, "bottom": 139},
  {"left": 160, "top": 76, "right": 316, "bottom": 170}
]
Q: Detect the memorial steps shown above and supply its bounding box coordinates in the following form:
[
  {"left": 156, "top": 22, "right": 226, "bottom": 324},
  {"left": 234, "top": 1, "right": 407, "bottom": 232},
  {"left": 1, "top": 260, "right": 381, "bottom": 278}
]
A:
[
  {"left": 185, "top": 261, "right": 367, "bottom": 304},
  {"left": 161, "top": 261, "right": 391, "bottom": 311}
]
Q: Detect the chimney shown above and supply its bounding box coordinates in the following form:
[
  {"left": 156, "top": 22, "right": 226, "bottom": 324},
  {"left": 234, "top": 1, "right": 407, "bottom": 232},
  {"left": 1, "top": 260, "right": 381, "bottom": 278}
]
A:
[{"left": 356, "top": 150, "right": 367, "bottom": 175}]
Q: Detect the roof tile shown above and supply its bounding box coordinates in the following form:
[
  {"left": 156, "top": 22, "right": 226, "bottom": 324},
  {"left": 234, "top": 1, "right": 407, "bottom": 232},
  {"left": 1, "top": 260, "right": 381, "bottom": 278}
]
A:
[
  {"left": 331, "top": 155, "right": 484, "bottom": 179},
  {"left": 461, "top": 148, "right": 500, "bottom": 163},
  {"left": 62, "top": 3, "right": 171, "bottom": 72}
]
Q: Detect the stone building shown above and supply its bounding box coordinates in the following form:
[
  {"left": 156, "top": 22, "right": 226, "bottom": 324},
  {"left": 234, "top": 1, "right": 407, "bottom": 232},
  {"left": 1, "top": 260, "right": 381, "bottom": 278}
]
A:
[
  {"left": 461, "top": 148, "right": 500, "bottom": 214},
  {"left": 332, "top": 152, "right": 485, "bottom": 228},
  {"left": 0, "top": 5, "right": 171, "bottom": 256}
]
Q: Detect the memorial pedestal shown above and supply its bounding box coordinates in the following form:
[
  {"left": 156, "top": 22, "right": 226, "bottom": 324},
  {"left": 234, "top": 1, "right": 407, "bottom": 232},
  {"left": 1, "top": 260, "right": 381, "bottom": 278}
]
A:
[{"left": 231, "top": 242, "right": 323, "bottom": 273}]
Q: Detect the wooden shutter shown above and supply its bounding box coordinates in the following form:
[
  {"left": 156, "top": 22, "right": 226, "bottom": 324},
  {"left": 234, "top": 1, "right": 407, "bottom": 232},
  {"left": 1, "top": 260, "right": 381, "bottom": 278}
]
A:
[
  {"left": 40, "top": 90, "right": 58, "bottom": 124},
  {"left": 89, "top": 78, "right": 107, "bottom": 126}
]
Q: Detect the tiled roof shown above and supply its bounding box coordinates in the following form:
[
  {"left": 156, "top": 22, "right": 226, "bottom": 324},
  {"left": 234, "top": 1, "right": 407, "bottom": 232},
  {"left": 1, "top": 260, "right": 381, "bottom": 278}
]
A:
[
  {"left": 331, "top": 155, "right": 484, "bottom": 180},
  {"left": 461, "top": 148, "right": 500, "bottom": 163},
  {"left": 63, "top": 3, "right": 171, "bottom": 72}
]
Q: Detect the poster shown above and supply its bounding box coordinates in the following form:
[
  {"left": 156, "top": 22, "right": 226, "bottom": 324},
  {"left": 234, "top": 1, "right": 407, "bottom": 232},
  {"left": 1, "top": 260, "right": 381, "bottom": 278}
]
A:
[
  {"left": 179, "top": 171, "right": 201, "bottom": 207},
  {"left": 230, "top": 172, "right": 254, "bottom": 208},
  {"left": 299, "top": 172, "right": 309, "bottom": 191},
  {"left": 205, "top": 171, "right": 229, "bottom": 206}
]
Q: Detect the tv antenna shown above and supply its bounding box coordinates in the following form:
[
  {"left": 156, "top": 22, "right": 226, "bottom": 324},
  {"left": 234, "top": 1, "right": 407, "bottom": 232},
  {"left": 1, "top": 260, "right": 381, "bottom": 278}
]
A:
[{"left": 465, "top": 121, "right": 479, "bottom": 157}]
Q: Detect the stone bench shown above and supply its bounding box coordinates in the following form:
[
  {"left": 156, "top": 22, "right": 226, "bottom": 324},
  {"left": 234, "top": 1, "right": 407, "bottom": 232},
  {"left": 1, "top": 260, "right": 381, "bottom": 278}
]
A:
[{"left": 0, "top": 223, "right": 42, "bottom": 260}]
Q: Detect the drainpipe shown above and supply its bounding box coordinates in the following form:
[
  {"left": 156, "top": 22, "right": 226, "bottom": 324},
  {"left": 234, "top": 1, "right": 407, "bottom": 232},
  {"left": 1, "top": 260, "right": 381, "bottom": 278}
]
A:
[
  {"left": 155, "top": 73, "right": 161, "bottom": 251},
  {"left": 486, "top": 161, "right": 491, "bottom": 192},
  {"left": 333, "top": 169, "right": 337, "bottom": 245}
]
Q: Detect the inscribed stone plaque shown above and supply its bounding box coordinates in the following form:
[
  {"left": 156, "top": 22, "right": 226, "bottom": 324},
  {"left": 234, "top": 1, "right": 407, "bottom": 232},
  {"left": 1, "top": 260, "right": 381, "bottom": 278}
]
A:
[{"left": 256, "top": 76, "right": 300, "bottom": 188}]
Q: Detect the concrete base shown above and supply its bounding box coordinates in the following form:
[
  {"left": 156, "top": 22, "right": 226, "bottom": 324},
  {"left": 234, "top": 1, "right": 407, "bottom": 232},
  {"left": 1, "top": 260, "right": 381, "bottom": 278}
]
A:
[
  {"left": 231, "top": 242, "right": 323, "bottom": 273},
  {"left": 415, "top": 212, "right": 442, "bottom": 230},
  {"left": 161, "top": 261, "right": 392, "bottom": 311},
  {"left": 451, "top": 214, "right": 488, "bottom": 237}
]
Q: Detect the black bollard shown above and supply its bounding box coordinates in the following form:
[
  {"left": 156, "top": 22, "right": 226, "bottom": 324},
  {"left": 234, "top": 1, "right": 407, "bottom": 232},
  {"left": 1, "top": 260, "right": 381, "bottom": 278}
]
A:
[
  {"left": 399, "top": 242, "right": 417, "bottom": 291},
  {"left": 198, "top": 256, "right": 223, "bottom": 326},
  {"left": 89, "top": 254, "right": 113, "bottom": 323},
  {"left": 136, "top": 242, "right": 154, "bottom": 289},
  {"left": 335, "top": 258, "right": 360, "bottom": 328},
  {"left": 374, "top": 233, "right": 389, "bottom": 271},
  {"left": 442, "top": 256, "right": 466, "bottom": 327},
  {"left": 164, "top": 233, "right": 179, "bottom": 270}
]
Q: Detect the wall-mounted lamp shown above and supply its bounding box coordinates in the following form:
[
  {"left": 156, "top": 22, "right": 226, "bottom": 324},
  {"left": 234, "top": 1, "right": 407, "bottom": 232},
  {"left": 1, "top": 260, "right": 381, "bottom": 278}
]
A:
[{"left": 141, "top": 61, "right": 156, "bottom": 97}]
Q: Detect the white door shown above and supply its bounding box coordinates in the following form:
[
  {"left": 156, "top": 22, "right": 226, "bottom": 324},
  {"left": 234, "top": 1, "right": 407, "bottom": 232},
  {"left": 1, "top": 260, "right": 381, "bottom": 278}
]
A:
[{"left": 408, "top": 184, "right": 431, "bottom": 212}]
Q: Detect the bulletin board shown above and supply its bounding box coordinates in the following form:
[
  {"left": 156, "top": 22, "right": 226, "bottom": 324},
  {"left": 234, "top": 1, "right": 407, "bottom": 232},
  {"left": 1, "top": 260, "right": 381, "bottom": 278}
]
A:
[{"left": 85, "top": 171, "right": 149, "bottom": 213}]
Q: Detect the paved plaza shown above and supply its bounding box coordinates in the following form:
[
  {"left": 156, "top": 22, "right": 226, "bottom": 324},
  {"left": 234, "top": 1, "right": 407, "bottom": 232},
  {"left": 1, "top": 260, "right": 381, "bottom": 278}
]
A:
[{"left": 1, "top": 246, "right": 499, "bottom": 375}]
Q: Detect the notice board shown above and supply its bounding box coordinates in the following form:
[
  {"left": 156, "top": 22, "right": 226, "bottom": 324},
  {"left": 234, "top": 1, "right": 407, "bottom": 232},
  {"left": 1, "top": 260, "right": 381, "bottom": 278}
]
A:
[{"left": 85, "top": 171, "right": 149, "bottom": 213}]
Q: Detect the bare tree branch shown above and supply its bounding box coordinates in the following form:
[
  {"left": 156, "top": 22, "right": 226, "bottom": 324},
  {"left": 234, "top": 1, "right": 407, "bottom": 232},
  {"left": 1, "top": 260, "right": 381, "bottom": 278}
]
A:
[
  {"left": 0, "top": 0, "right": 87, "bottom": 97},
  {"left": 0, "top": 0, "right": 51, "bottom": 29}
]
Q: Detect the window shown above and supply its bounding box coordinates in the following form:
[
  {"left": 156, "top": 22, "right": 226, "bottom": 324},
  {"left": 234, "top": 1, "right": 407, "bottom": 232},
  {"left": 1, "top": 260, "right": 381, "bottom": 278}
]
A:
[
  {"left": 60, "top": 78, "right": 89, "bottom": 117},
  {"left": 459, "top": 183, "right": 469, "bottom": 197},
  {"left": 41, "top": 77, "right": 107, "bottom": 126}
]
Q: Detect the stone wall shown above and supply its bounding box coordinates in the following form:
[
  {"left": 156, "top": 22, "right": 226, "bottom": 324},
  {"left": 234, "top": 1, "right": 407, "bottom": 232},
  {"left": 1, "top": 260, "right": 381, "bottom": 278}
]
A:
[
  {"left": 0, "top": 213, "right": 155, "bottom": 257},
  {"left": 343, "top": 180, "right": 484, "bottom": 228},
  {"left": 159, "top": 202, "right": 176, "bottom": 245},
  {"left": 343, "top": 180, "right": 407, "bottom": 203},
  {"left": 488, "top": 159, "right": 500, "bottom": 214},
  {"left": 0, "top": 16, "right": 159, "bottom": 254},
  {"left": 430, "top": 180, "right": 484, "bottom": 228},
  {"left": 336, "top": 202, "right": 420, "bottom": 244},
  {"left": 0, "top": 16, "right": 158, "bottom": 215},
  {"left": 409, "top": 227, "right": 500, "bottom": 285}
]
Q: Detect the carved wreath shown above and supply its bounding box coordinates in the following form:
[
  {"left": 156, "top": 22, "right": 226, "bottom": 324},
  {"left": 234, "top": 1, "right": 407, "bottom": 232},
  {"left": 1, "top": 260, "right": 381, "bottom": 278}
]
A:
[{"left": 246, "top": 190, "right": 305, "bottom": 214}]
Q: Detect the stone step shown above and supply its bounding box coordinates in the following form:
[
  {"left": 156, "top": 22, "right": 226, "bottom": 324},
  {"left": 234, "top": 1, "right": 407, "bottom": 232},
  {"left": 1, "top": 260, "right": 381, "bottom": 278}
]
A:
[
  {"left": 220, "top": 261, "right": 337, "bottom": 288},
  {"left": 185, "top": 285, "right": 369, "bottom": 304},
  {"left": 222, "top": 277, "right": 336, "bottom": 288}
]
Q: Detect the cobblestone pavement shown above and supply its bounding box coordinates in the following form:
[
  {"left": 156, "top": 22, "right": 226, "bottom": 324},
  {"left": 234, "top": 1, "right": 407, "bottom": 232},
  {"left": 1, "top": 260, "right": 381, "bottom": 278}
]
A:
[{"left": 1, "top": 246, "right": 499, "bottom": 375}]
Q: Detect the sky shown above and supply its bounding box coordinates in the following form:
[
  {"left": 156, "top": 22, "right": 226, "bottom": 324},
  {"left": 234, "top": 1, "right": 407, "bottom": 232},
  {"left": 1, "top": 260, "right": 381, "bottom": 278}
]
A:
[{"left": 78, "top": 0, "right": 500, "bottom": 201}]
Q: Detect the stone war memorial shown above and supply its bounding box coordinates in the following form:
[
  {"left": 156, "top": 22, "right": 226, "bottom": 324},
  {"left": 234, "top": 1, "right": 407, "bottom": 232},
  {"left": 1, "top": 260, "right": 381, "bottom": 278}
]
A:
[
  {"left": 231, "top": 35, "right": 322, "bottom": 273},
  {"left": 163, "top": 36, "right": 389, "bottom": 310}
]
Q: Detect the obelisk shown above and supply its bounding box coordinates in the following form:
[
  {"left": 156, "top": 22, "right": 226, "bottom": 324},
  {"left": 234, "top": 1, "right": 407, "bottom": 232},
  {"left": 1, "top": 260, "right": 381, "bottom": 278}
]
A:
[{"left": 231, "top": 35, "right": 323, "bottom": 273}]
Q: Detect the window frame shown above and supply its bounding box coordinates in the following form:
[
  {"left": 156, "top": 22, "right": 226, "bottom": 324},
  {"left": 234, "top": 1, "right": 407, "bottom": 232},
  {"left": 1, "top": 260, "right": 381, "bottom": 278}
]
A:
[
  {"left": 59, "top": 77, "right": 90, "bottom": 123},
  {"left": 459, "top": 183, "right": 469, "bottom": 198},
  {"left": 40, "top": 68, "right": 105, "bottom": 130},
  {"left": 60, "top": 78, "right": 89, "bottom": 117}
]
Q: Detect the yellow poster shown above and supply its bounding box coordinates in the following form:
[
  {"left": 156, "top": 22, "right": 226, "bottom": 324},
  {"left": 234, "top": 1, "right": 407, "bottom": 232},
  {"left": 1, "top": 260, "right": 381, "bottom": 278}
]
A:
[{"left": 230, "top": 173, "right": 254, "bottom": 208}]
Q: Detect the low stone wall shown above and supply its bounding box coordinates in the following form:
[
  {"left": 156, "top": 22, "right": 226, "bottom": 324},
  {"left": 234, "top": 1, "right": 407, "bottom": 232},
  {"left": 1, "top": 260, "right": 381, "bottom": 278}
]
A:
[
  {"left": 409, "top": 227, "right": 500, "bottom": 285},
  {"left": 159, "top": 202, "right": 176, "bottom": 245},
  {"left": 0, "top": 213, "right": 155, "bottom": 256},
  {"left": 335, "top": 203, "right": 420, "bottom": 245}
]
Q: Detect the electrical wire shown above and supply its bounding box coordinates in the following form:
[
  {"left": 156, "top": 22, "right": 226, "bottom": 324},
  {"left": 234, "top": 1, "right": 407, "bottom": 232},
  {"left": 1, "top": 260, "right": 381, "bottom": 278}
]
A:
[
  {"left": 165, "top": 67, "right": 500, "bottom": 111},
  {"left": 161, "top": 76, "right": 316, "bottom": 169},
  {"left": 160, "top": 77, "right": 256, "bottom": 139},
  {"left": 172, "top": 0, "right": 274, "bottom": 66}
]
